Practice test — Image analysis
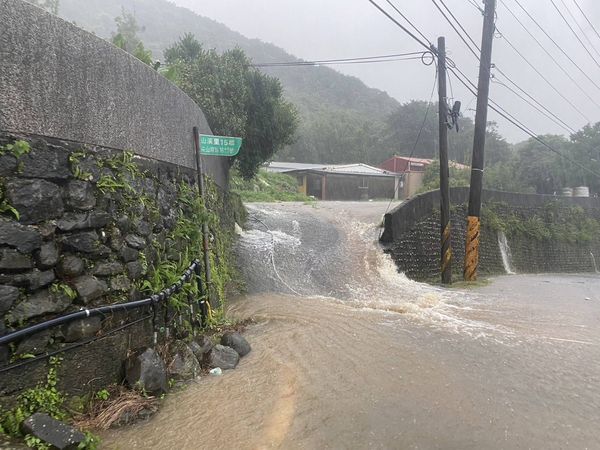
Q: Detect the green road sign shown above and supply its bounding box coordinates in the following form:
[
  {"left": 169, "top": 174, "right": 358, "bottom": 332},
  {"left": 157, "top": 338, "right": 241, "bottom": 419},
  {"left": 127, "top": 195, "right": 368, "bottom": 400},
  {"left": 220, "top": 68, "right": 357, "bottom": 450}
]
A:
[{"left": 199, "top": 134, "right": 242, "bottom": 156}]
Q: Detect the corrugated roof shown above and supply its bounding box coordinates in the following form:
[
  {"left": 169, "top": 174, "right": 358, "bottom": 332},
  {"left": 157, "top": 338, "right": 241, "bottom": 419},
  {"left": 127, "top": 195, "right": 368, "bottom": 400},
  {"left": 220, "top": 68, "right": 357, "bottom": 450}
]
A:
[{"left": 266, "top": 162, "right": 398, "bottom": 177}]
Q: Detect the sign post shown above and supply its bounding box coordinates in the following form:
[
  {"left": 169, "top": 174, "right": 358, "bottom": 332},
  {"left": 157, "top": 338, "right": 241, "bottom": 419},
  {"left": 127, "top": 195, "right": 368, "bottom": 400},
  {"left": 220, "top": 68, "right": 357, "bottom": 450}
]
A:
[{"left": 192, "top": 129, "right": 242, "bottom": 325}]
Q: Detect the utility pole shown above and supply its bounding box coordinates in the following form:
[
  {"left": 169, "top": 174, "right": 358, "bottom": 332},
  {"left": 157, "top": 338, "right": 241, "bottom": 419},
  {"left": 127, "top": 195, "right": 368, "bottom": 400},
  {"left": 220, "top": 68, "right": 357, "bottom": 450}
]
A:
[
  {"left": 464, "top": 0, "right": 496, "bottom": 281},
  {"left": 437, "top": 36, "right": 452, "bottom": 284}
]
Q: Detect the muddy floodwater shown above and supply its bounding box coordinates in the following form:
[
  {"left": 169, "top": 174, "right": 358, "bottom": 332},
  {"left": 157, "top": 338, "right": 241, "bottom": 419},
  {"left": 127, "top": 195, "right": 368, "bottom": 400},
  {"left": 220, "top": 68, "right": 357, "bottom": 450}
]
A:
[{"left": 102, "top": 202, "right": 600, "bottom": 449}]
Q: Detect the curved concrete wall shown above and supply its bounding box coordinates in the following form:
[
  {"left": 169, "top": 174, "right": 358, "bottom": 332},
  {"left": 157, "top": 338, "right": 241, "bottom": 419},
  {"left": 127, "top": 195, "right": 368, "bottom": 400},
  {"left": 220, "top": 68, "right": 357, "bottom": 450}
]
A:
[{"left": 0, "top": 0, "right": 227, "bottom": 187}]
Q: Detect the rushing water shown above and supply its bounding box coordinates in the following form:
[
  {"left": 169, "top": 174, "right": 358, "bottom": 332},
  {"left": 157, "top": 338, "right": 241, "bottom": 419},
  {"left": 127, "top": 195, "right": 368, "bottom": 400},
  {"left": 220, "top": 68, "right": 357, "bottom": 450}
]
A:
[
  {"left": 103, "top": 202, "right": 600, "bottom": 449},
  {"left": 591, "top": 251, "right": 599, "bottom": 273},
  {"left": 498, "top": 230, "right": 516, "bottom": 275}
]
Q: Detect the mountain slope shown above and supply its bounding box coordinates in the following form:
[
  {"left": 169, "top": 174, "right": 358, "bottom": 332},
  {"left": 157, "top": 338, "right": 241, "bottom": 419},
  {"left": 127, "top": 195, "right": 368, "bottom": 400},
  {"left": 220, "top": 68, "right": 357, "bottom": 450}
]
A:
[{"left": 57, "top": 0, "right": 399, "bottom": 123}]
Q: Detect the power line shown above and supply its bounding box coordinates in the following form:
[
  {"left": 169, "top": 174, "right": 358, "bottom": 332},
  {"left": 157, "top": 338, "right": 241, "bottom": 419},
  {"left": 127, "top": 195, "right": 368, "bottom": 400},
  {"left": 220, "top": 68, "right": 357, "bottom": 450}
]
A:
[
  {"left": 365, "top": 0, "right": 434, "bottom": 51},
  {"left": 434, "top": 0, "right": 582, "bottom": 130},
  {"left": 549, "top": 0, "right": 600, "bottom": 71},
  {"left": 571, "top": 0, "right": 600, "bottom": 44},
  {"left": 384, "top": 0, "right": 432, "bottom": 46},
  {"left": 508, "top": 0, "right": 600, "bottom": 94},
  {"left": 497, "top": 0, "right": 600, "bottom": 108},
  {"left": 252, "top": 55, "right": 425, "bottom": 68},
  {"left": 557, "top": 0, "right": 600, "bottom": 61},
  {"left": 251, "top": 51, "right": 425, "bottom": 67}
]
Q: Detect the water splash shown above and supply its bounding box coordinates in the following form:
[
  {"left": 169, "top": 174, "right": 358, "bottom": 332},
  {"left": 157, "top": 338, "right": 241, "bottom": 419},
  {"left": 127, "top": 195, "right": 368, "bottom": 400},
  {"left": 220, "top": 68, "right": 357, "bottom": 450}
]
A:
[
  {"left": 498, "top": 231, "right": 516, "bottom": 274},
  {"left": 591, "top": 251, "right": 599, "bottom": 273}
]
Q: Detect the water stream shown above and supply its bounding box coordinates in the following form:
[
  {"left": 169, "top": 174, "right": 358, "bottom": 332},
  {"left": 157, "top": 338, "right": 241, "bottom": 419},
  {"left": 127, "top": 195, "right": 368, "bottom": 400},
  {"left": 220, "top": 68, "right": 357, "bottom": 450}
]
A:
[
  {"left": 498, "top": 230, "right": 516, "bottom": 274},
  {"left": 102, "top": 202, "right": 600, "bottom": 449},
  {"left": 591, "top": 250, "right": 599, "bottom": 273}
]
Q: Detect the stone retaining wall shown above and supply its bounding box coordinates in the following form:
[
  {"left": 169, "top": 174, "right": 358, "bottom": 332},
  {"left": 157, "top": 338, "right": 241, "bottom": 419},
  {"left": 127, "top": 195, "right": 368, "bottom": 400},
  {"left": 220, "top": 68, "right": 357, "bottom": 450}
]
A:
[{"left": 382, "top": 188, "right": 600, "bottom": 281}]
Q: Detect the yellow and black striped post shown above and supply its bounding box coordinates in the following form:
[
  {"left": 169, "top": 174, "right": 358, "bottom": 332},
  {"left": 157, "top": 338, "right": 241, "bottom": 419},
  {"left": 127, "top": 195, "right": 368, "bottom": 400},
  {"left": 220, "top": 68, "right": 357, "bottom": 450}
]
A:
[
  {"left": 464, "top": 0, "right": 496, "bottom": 281},
  {"left": 437, "top": 37, "right": 452, "bottom": 284}
]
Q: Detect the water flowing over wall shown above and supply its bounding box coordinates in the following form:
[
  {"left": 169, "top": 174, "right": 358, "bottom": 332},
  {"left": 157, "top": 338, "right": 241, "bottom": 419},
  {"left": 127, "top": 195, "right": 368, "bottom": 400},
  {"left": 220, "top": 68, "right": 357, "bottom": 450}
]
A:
[{"left": 381, "top": 188, "right": 600, "bottom": 281}]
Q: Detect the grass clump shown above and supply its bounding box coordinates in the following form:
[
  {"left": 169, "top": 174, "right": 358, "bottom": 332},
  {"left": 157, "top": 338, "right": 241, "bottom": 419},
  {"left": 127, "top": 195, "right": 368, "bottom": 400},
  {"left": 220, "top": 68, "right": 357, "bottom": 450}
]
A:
[{"left": 231, "top": 169, "right": 314, "bottom": 203}]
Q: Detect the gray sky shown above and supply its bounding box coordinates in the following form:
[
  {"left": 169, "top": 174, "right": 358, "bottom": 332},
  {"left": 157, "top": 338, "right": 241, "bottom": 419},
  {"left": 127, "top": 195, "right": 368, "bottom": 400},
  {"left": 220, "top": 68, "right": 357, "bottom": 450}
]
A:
[{"left": 173, "top": 0, "right": 600, "bottom": 142}]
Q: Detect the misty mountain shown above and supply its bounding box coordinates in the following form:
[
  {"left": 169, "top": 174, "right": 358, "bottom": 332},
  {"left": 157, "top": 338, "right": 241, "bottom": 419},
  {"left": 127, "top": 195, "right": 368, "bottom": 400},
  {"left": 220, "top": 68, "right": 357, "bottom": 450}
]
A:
[{"left": 57, "top": 0, "right": 399, "bottom": 142}]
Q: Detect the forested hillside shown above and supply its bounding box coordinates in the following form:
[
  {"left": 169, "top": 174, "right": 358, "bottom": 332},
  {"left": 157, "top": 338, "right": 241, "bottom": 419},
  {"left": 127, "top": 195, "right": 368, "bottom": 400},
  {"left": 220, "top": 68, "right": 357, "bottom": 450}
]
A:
[{"left": 56, "top": 0, "right": 402, "bottom": 163}]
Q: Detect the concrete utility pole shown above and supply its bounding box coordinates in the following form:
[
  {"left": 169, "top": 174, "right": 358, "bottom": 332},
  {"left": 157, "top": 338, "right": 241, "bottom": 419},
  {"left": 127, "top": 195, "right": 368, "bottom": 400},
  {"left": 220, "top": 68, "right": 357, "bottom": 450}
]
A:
[
  {"left": 437, "top": 36, "right": 452, "bottom": 285},
  {"left": 464, "top": 0, "right": 496, "bottom": 281}
]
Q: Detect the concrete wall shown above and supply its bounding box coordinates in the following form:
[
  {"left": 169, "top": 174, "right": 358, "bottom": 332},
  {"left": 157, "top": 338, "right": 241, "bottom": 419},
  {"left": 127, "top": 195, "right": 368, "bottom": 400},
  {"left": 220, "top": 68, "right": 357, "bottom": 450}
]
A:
[
  {"left": 381, "top": 188, "right": 600, "bottom": 281},
  {"left": 0, "top": 0, "right": 228, "bottom": 187}
]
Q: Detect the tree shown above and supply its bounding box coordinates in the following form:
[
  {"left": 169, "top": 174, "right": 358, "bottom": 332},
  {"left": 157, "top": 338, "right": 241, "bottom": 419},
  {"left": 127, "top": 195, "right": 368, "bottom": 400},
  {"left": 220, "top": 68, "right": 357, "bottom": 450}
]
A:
[
  {"left": 569, "top": 123, "right": 600, "bottom": 194},
  {"left": 111, "top": 9, "right": 155, "bottom": 67},
  {"left": 165, "top": 35, "right": 298, "bottom": 179}
]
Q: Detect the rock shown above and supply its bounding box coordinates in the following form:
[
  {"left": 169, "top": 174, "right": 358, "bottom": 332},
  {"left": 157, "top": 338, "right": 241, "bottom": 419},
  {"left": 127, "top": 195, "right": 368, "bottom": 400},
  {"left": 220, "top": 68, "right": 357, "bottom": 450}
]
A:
[
  {"left": 92, "top": 261, "right": 124, "bottom": 276},
  {"left": 108, "top": 227, "right": 124, "bottom": 251},
  {"left": 15, "top": 329, "right": 53, "bottom": 355},
  {"left": 119, "top": 246, "right": 139, "bottom": 263},
  {"left": 189, "top": 335, "right": 214, "bottom": 364},
  {"left": 60, "top": 231, "right": 110, "bottom": 256},
  {"left": 134, "top": 220, "right": 152, "bottom": 237},
  {"left": 168, "top": 342, "right": 201, "bottom": 380},
  {"left": 221, "top": 332, "right": 251, "bottom": 357},
  {"left": 0, "top": 220, "right": 42, "bottom": 253},
  {"left": 125, "top": 234, "right": 146, "bottom": 250},
  {"left": 57, "top": 255, "right": 85, "bottom": 278},
  {"left": 38, "top": 222, "right": 57, "bottom": 239},
  {"left": 5, "top": 179, "right": 64, "bottom": 224},
  {"left": 0, "top": 153, "right": 17, "bottom": 176},
  {"left": 8, "top": 289, "right": 72, "bottom": 323},
  {"left": 0, "top": 248, "right": 33, "bottom": 270},
  {"left": 125, "top": 347, "right": 168, "bottom": 394},
  {"left": 56, "top": 211, "right": 110, "bottom": 232},
  {"left": 66, "top": 180, "right": 96, "bottom": 210},
  {"left": 23, "top": 269, "right": 56, "bottom": 292},
  {"left": 116, "top": 215, "right": 132, "bottom": 233},
  {"left": 208, "top": 344, "right": 239, "bottom": 370},
  {"left": 110, "top": 275, "right": 131, "bottom": 292},
  {"left": 36, "top": 242, "right": 59, "bottom": 268},
  {"left": 19, "top": 145, "right": 71, "bottom": 179},
  {"left": 0, "top": 285, "right": 19, "bottom": 314},
  {"left": 63, "top": 317, "right": 101, "bottom": 342},
  {"left": 72, "top": 275, "right": 107, "bottom": 304},
  {"left": 126, "top": 261, "right": 145, "bottom": 280},
  {"left": 21, "top": 413, "right": 86, "bottom": 450}
]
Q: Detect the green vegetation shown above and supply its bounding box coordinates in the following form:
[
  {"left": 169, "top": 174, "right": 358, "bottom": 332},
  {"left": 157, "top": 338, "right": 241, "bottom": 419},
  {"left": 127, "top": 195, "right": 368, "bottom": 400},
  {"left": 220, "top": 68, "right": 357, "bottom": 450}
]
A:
[
  {"left": 0, "top": 357, "right": 100, "bottom": 449},
  {"left": 111, "top": 10, "right": 156, "bottom": 68},
  {"left": 482, "top": 202, "right": 600, "bottom": 244},
  {"left": 418, "top": 160, "right": 471, "bottom": 194},
  {"left": 231, "top": 169, "right": 313, "bottom": 202},
  {"left": 164, "top": 34, "right": 298, "bottom": 179}
]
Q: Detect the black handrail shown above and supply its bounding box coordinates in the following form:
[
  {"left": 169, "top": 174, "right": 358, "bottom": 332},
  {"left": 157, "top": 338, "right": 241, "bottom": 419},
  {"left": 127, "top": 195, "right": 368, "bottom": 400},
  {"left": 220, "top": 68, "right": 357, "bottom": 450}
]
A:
[{"left": 0, "top": 259, "right": 204, "bottom": 347}]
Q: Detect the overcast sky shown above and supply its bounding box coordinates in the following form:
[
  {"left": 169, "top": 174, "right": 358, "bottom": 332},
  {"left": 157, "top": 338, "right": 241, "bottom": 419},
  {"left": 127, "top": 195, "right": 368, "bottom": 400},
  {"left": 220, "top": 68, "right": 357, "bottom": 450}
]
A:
[{"left": 173, "top": 0, "right": 600, "bottom": 142}]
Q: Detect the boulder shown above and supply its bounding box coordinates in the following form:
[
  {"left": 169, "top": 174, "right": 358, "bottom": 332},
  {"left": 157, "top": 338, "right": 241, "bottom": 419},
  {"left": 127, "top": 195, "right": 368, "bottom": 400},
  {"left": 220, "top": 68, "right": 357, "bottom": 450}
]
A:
[
  {"left": 19, "top": 145, "right": 71, "bottom": 179},
  {"left": 23, "top": 269, "right": 56, "bottom": 292},
  {"left": 21, "top": 413, "right": 85, "bottom": 450},
  {"left": 189, "top": 335, "right": 214, "bottom": 362},
  {"left": 0, "top": 248, "right": 33, "bottom": 270},
  {"left": 125, "top": 347, "right": 168, "bottom": 394},
  {"left": 57, "top": 255, "right": 85, "bottom": 278},
  {"left": 221, "top": 332, "right": 251, "bottom": 357},
  {"left": 15, "top": 329, "right": 54, "bottom": 356},
  {"left": 119, "top": 246, "right": 139, "bottom": 263},
  {"left": 56, "top": 211, "right": 110, "bottom": 232},
  {"left": 134, "top": 219, "right": 152, "bottom": 237},
  {"left": 0, "top": 153, "right": 17, "bottom": 176},
  {"left": 168, "top": 342, "right": 201, "bottom": 380},
  {"left": 124, "top": 234, "right": 147, "bottom": 250},
  {"left": 208, "top": 344, "right": 239, "bottom": 370},
  {"left": 116, "top": 215, "right": 132, "bottom": 233},
  {"left": 72, "top": 275, "right": 107, "bottom": 304},
  {"left": 8, "top": 289, "right": 72, "bottom": 324},
  {"left": 63, "top": 317, "right": 101, "bottom": 342},
  {"left": 36, "top": 242, "right": 59, "bottom": 269},
  {"left": 66, "top": 180, "right": 96, "bottom": 211},
  {"left": 5, "top": 179, "right": 64, "bottom": 224},
  {"left": 109, "top": 275, "right": 131, "bottom": 292},
  {"left": 126, "top": 261, "right": 145, "bottom": 280},
  {"left": 0, "top": 285, "right": 19, "bottom": 314},
  {"left": 92, "top": 261, "right": 124, "bottom": 276},
  {"left": 0, "top": 220, "right": 42, "bottom": 253},
  {"left": 60, "top": 231, "right": 110, "bottom": 256}
]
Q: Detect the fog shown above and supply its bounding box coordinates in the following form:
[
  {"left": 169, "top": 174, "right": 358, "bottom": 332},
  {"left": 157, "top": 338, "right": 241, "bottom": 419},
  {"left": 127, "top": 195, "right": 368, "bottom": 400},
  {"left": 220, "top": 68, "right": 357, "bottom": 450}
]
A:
[{"left": 173, "top": 0, "right": 600, "bottom": 143}]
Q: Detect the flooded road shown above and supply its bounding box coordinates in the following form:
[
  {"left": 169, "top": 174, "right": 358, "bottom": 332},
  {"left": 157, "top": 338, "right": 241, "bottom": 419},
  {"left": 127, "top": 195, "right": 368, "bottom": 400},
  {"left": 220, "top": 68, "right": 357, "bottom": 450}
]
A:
[{"left": 103, "top": 202, "right": 600, "bottom": 449}]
